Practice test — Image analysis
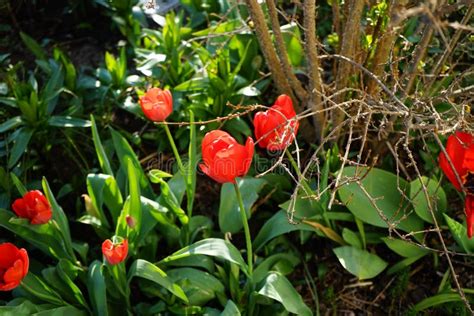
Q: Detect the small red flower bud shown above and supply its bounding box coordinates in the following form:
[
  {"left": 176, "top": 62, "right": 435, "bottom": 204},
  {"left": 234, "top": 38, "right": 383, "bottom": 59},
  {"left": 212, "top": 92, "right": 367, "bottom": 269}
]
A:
[
  {"left": 126, "top": 215, "right": 136, "bottom": 228},
  {"left": 102, "top": 237, "right": 128, "bottom": 265}
]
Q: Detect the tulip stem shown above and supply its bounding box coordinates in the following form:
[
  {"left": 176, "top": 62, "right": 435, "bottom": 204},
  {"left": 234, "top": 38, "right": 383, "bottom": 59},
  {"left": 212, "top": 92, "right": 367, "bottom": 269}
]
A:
[
  {"left": 234, "top": 181, "right": 253, "bottom": 275},
  {"left": 163, "top": 123, "right": 185, "bottom": 174}
]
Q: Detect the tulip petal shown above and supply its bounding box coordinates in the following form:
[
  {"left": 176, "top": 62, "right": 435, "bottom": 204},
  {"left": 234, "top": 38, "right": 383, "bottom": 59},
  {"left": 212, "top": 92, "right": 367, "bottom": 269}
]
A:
[
  {"left": 0, "top": 243, "right": 18, "bottom": 269},
  {"left": 3, "top": 259, "right": 24, "bottom": 285},
  {"left": 439, "top": 133, "right": 469, "bottom": 191}
]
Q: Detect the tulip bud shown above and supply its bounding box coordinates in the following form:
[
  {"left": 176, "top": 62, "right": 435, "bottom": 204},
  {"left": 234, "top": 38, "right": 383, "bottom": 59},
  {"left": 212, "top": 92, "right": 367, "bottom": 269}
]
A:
[{"left": 0, "top": 243, "right": 29, "bottom": 291}]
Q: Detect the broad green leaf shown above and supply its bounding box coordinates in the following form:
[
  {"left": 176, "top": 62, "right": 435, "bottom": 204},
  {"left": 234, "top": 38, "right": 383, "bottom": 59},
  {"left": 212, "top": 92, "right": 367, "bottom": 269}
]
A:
[
  {"left": 409, "top": 177, "right": 446, "bottom": 224},
  {"left": 342, "top": 228, "right": 363, "bottom": 249},
  {"left": 87, "top": 174, "right": 123, "bottom": 228},
  {"left": 167, "top": 267, "right": 225, "bottom": 306},
  {"left": 155, "top": 178, "right": 188, "bottom": 225},
  {"left": 253, "top": 210, "right": 317, "bottom": 251},
  {"left": 221, "top": 300, "right": 240, "bottom": 316},
  {"left": 42, "top": 261, "right": 88, "bottom": 309},
  {"left": 110, "top": 128, "right": 154, "bottom": 198},
  {"left": 47, "top": 116, "right": 91, "bottom": 128},
  {"left": 413, "top": 293, "right": 463, "bottom": 312},
  {"left": 42, "top": 177, "right": 75, "bottom": 260},
  {"left": 333, "top": 246, "right": 387, "bottom": 280},
  {"left": 33, "top": 306, "right": 88, "bottom": 316},
  {"left": 160, "top": 238, "right": 248, "bottom": 275},
  {"left": 128, "top": 259, "right": 188, "bottom": 303},
  {"left": 20, "top": 274, "right": 64, "bottom": 306},
  {"left": 338, "top": 167, "right": 423, "bottom": 233},
  {"left": 116, "top": 158, "right": 142, "bottom": 245},
  {"left": 0, "top": 209, "right": 72, "bottom": 261},
  {"left": 382, "top": 238, "right": 430, "bottom": 258},
  {"left": 159, "top": 255, "right": 215, "bottom": 273},
  {"left": 91, "top": 115, "right": 113, "bottom": 176},
  {"left": 8, "top": 127, "right": 33, "bottom": 168},
  {"left": 0, "top": 116, "right": 23, "bottom": 133},
  {"left": 0, "top": 299, "right": 44, "bottom": 314},
  {"left": 257, "top": 272, "right": 312, "bottom": 316},
  {"left": 87, "top": 261, "right": 108, "bottom": 316},
  {"left": 219, "top": 178, "right": 266, "bottom": 233},
  {"left": 443, "top": 214, "right": 474, "bottom": 254},
  {"left": 253, "top": 253, "right": 300, "bottom": 283}
]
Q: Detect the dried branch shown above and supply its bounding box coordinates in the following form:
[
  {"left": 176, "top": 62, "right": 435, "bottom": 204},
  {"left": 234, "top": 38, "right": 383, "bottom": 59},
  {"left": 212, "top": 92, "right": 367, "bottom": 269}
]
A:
[
  {"left": 243, "top": 0, "right": 292, "bottom": 99},
  {"left": 426, "top": 4, "right": 474, "bottom": 90},
  {"left": 367, "top": 0, "right": 408, "bottom": 95},
  {"left": 332, "top": 0, "right": 365, "bottom": 137},
  {"left": 265, "top": 0, "right": 307, "bottom": 102},
  {"left": 304, "top": 0, "right": 325, "bottom": 142}
]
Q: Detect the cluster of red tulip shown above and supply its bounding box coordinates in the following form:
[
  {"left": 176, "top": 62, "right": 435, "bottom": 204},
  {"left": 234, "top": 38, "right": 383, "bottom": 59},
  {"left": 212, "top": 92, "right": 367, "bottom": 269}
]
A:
[
  {"left": 2, "top": 89, "right": 472, "bottom": 293},
  {"left": 2, "top": 190, "right": 129, "bottom": 291}
]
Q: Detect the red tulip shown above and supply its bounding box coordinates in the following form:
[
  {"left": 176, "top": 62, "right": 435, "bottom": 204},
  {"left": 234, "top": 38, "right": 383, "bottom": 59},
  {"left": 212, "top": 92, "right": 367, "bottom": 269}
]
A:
[
  {"left": 439, "top": 131, "right": 474, "bottom": 238},
  {"left": 139, "top": 87, "right": 173, "bottom": 122},
  {"left": 12, "top": 190, "right": 52, "bottom": 225},
  {"left": 200, "top": 130, "right": 254, "bottom": 183},
  {"left": 0, "top": 243, "right": 29, "bottom": 291},
  {"left": 254, "top": 94, "right": 299, "bottom": 151},
  {"left": 102, "top": 238, "right": 128, "bottom": 265}
]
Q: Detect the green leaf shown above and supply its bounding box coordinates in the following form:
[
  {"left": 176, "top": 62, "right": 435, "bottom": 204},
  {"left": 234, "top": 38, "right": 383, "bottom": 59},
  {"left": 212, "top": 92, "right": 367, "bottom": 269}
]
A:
[
  {"left": 167, "top": 267, "right": 225, "bottom": 306},
  {"left": 160, "top": 238, "right": 248, "bottom": 275},
  {"left": 33, "top": 306, "right": 88, "bottom": 316},
  {"left": 116, "top": 158, "right": 142, "bottom": 245},
  {"left": 413, "top": 293, "right": 464, "bottom": 312},
  {"left": 148, "top": 169, "right": 173, "bottom": 180},
  {"left": 42, "top": 178, "right": 75, "bottom": 260},
  {"left": 47, "top": 116, "right": 91, "bottom": 128},
  {"left": 8, "top": 127, "right": 33, "bottom": 168},
  {"left": 443, "top": 214, "right": 474, "bottom": 254},
  {"left": 253, "top": 210, "right": 317, "bottom": 251},
  {"left": 0, "top": 299, "right": 44, "bottom": 314},
  {"left": 42, "top": 260, "right": 88, "bottom": 309},
  {"left": 87, "top": 261, "right": 108, "bottom": 316},
  {"left": 186, "top": 110, "right": 197, "bottom": 214},
  {"left": 128, "top": 259, "right": 188, "bottom": 303},
  {"left": 0, "top": 116, "right": 23, "bottom": 133},
  {"left": 20, "top": 32, "right": 47, "bottom": 60},
  {"left": 87, "top": 174, "right": 123, "bottom": 228},
  {"left": 409, "top": 177, "right": 446, "bottom": 224},
  {"left": 333, "top": 246, "right": 387, "bottom": 280},
  {"left": 338, "top": 167, "right": 424, "bottom": 233},
  {"left": 219, "top": 178, "right": 266, "bottom": 233},
  {"left": 91, "top": 115, "right": 113, "bottom": 176},
  {"left": 257, "top": 272, "right": 312, "bottom": 316},
  {"left": 382, "top": 238, "right": 430, "bottom": 258},
  {"left": 155, "top": 178, "right": 188, "bottom": 225},
  {"left": 20, "top": 273, "right": 64, "bottom": 306},
  {"left": 253, "top": 253, "right": 300, "bottom": 283},
  {"left": 221, "top": 300, "right": 241, "bottom": 316},
  {"left": 0, "top": 209, "right": 72, "bottom": 261},
  {"left": 110, "top": 128, "right": 153, "bottom": 198},
  {"left": 10, "top": 172, "right": 27, "bottom": 196},
  {"left": 387, "top": 254, "right": 426, "bottom": 275},
  {"left": 342, "top": 228, "right": 363, "bottom": 249}
]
